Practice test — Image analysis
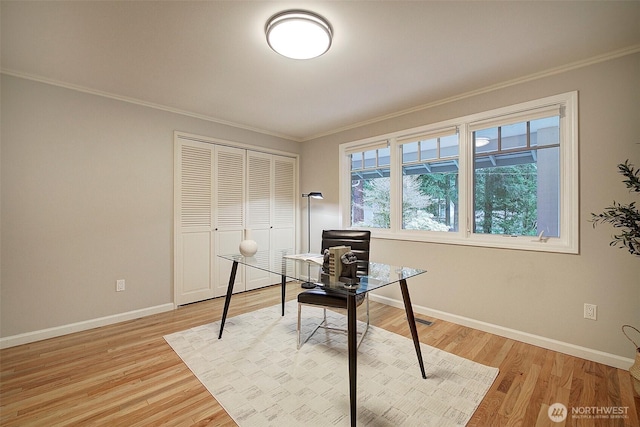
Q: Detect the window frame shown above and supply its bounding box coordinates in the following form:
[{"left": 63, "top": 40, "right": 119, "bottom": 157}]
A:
[{"left": 339, "top": 91, "right": 579, "bottom": 254}]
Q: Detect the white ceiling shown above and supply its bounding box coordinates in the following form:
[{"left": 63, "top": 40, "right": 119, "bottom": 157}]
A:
[{"left": 2, "top": 1, "right": 639, "bottom": 141}]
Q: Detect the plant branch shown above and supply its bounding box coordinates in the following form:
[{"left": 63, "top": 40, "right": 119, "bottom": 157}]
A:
[{"left": 590, "top": 160, "right": 640, "bottom": 257}]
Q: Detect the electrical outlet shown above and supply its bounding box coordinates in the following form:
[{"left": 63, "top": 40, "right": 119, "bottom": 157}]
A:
[
  {"left": 116, "top": 279, "right": 126, "bottom": 292},
  {"left": 584, "top": 303, "right": 597, "bottom": 320}
]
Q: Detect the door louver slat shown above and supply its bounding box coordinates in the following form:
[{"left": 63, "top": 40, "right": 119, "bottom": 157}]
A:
[
  {"left": 274, "top": 159, "right": 294, "bottom": 226},
  {"left": 181, "top": 145, "right": 211, "bottom": 228},
  {"left": 216, "top": 150, "right": 244, "bottom": 228},
  {"left": 247, "top": 155, "right": 271, "bottom": 226}
]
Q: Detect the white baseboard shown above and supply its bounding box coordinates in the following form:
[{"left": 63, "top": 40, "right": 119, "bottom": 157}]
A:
[
  {"left": 3, "top": 296, "right": 634, "bottom": 370},
  {"left": 369, "top": 294, "right": 634, "bottom": 370},
  {"left": 0, "top": 303, "right": 175, "bottom": 349}
]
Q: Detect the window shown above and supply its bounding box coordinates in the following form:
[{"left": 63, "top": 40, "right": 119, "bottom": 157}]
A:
[
  {"left": 349, "top": 145, "right": 390, "bottom": 228},
  {"left": 339, "top": 92, "right": 578, "bottom": 253},
  {"left": 400, "top": 130, "right": 459, "bottom": 232},
  {"left": 472, "top": 115, "right": 560, "bottom": 237}
]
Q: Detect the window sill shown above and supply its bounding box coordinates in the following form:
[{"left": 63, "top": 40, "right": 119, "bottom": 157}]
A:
[{"left": 368, "top": 229, "right": 579, "bottom": 255}]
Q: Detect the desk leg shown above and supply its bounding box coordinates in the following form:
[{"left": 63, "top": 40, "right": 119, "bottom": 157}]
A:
[
  {"left": 218, "top": 260, "right": 239, "bottom": 339},
  {"left": 400, "top": 278, "right": 427, "bottom": 379},
  {"left": 347, "top": 293, "right": 357, "bottom": 427},
  {"left": 281, "top": 274, "right": 286, "bottom": 316}
]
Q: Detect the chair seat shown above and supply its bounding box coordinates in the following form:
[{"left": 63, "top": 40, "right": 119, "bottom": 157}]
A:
[
  {"left": 297, "top": 288, "right": 365, "bottom": 309},
  {"left": 297, "top": 288, "right": 369, "bottom": 350}
]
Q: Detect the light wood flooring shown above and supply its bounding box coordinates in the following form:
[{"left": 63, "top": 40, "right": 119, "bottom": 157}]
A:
[{"left": 1, "top": 284, "right": 639, "bottom": 426}]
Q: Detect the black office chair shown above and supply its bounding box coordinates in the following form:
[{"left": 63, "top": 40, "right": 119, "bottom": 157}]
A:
[{"left": 297, "top": 230, "right": 371, "bottom": 349}]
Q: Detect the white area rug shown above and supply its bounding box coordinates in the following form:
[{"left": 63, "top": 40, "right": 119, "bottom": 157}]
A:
[{"left": 164, "top": 301, "right": 498, "bottom": 426}]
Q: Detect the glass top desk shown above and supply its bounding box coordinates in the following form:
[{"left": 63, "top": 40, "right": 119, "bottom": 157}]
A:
[{"left": 218, "top": 252, "right": 427, "bottom": 427}]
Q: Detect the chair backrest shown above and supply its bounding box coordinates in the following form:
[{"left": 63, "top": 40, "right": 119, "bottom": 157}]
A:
[{"left": 321, "top": 230, "right": 371, "bottom": 277}]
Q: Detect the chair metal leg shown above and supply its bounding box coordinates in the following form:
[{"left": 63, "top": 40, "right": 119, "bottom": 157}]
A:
[
  {"left": 297, "top": 294, "right": 370, "bottom": 350},
  {"left": 298, "top": 303, "right": 327, "bottom": 349},
  {"left": 297, "top": 302, "right": 302, "bottom": 349}
]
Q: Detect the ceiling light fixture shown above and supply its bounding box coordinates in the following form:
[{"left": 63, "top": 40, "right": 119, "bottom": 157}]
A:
[{"left": 265, "top": 10, "right": 332, "bottom": 60}]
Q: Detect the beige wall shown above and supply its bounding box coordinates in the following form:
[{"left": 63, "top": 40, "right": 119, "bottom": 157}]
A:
[
  {"left": 0, "top": 74, "right": 300, "bottom": 338},
  {"left": 2, "top": 53, "right": 638, "bottom": 363},
  {"left": 300, "top": 53, "right": 640, "bottom": 361}
]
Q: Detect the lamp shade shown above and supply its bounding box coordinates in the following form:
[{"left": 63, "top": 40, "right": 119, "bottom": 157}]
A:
[
  {"left": 303, "top": 192, "right": 323, "bottom": 199},
  {"left": 266, "top": 10, "right": 332, "bottom": 60}
]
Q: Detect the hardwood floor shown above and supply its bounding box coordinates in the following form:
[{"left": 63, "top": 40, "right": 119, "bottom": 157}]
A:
[{"left": 1, "top": 284, "right": 639, "bottom": 426}]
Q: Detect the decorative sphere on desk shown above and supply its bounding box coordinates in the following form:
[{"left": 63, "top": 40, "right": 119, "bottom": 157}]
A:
[{"left": 239, "top": 239, "right": 258, "bottom": 257}]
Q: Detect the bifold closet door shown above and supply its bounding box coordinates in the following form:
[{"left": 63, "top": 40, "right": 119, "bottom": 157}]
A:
[
  {"left": 175, "top": 136, "right": 297, "bottom": 304},
  {"left": 175, "top": 141, "right": 247, "bottom": 304},
  {"left": 271, "top": 156, "right": 296, "bottom": 280},
  {"left": 245, "top": 152, "right": 297, "bottom": 287},
  {"left": 174, "top": 141, "right": 216, "bottom": 305},
  {"left": 213, "top": 145, "right": 246, "bottom": 297},
  {"left": 245, "top": 151, "right": 272, "bottom": 291}
]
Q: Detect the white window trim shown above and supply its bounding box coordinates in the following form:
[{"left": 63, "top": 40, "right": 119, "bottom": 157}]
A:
[{"left": 339, "top": 91, "right": 579, "bottom": 254}]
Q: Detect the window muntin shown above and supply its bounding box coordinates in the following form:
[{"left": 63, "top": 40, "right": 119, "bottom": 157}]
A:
[
  {"left": 340, "top": 92, "right": 578, "bottom": 254},
  {"left": 401, "top": 133, "right": 459, "bottom": 232}
]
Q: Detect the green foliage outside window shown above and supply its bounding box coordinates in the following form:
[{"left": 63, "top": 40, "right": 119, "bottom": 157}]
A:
[
  {"left": 352, "top": 175, "right": 449, "bottom": 230},
  {"left": 403, "top": 175, "right": 450, "bottom": 231},
  {"left": 354, "top": 165, "right": 542, "bottom": 234},
  {"left": 474, "top": 164, "right": 539, "bottom": 236},
  {"left": 415, "top": 172, "right": 458, "bottom": 231},
  {"left": 352, "top": 177, "right": 390, "bottom": 228}
]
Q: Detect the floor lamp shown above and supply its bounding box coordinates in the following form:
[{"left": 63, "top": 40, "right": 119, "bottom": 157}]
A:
[{"left": 301, "top": 192, "right": 323, "bottom": 289}]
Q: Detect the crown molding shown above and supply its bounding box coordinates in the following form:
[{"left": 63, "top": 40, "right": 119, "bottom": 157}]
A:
[
  {"left": 3, "top": 44, "right": 639, "bottom": 143},
  {"left": 301, "top": 44, "right": 640, "bottom": 142},
  {"left": 0, "top": 68, "right": 303, "bottom": 142}
]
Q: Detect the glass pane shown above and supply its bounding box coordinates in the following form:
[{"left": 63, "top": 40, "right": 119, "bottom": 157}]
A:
[
  {"left": 501, "top": 122, "right": 527, "bottom": 150},
  {"left": 364, "top": 150, "right": 377, "bottom": 168},
  {"left": 420, "top": 138, "right": 437, "bottom": 161},
  {"left": 439, "top": 134, "right": 459, "bottom": 157},
  {"left": 378, "top": 147, "right": 390, "bottom": 166},
  {"left": 531, "top": 116, "right": 559, "bottom": 147},
  {"left": 402, "top": 142, "right": 419, "bottom": 163},
  {"left": 351, "top": 169, "right": 391, "bottom": 228},
  {"left": 351, "top": 152, "right": 362, "bottom": 170},
  {"left": 475, "top": 128, "right": 497, "bottom": 153},
  {"left": 401, "top": 162, "right": 458, "bottom": 232},
  {"left": 473, "top": 148, "right": 559, "bottom": 237}
]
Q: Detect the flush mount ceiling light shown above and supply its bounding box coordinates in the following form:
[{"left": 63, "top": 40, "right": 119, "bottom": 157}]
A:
[{"left": 265, "top": 10, "right": 332, "bottom": 60}]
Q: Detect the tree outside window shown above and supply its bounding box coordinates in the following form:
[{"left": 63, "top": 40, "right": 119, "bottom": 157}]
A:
[{"left": 473, "top": 116, "right": 560, "bottom": 237}]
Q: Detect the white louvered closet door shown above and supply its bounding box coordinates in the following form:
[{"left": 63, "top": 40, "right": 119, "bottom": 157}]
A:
[
  {"left": 245, "top": 151, "right": 273, "bottom": 290},
  {"left": 175, "top": 134, "right": 298, "bottom": 305},
  {"left": 213, "top": 145, "right": 246, "bottom": 297},
  {"left": 175, "top": 141, "right": 215, "bottom": 305},
  {"left": 272, "top": 156, "right": 296, "bottom": 279}
]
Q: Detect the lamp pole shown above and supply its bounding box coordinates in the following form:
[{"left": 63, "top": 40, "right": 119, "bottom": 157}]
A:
[
  {"left": 301, "top": 192, "right": 323, "bottom": 288},
  {"left": 307, "top": 195, "right": 312, "bottom": 253}
]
